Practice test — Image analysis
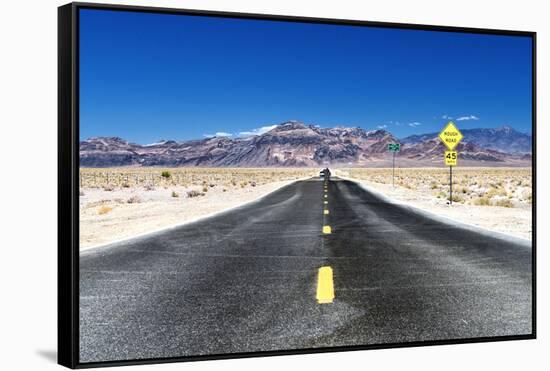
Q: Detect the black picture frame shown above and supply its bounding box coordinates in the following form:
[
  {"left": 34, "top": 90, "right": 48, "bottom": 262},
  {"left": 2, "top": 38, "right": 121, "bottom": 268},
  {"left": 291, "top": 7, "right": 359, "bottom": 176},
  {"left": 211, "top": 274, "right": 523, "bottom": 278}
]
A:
[{"left": 58, "top": 2, "right": 537, "bottom": 368}]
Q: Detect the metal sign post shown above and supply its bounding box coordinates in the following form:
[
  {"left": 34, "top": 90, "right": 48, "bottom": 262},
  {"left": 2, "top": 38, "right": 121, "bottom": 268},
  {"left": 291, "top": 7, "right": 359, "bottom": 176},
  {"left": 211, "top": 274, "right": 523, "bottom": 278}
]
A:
[
  {"left": 387, "top": 143, "right": 400, "bottom": 187},
  {"left": 449, "top": 165, "right": 453, "bottom": 205},
  {"left": 392, "top": 151, "right": 395, "bottom": 187},
  {"left": 439, "top": 122, "right": 462, "bottom": 205}
]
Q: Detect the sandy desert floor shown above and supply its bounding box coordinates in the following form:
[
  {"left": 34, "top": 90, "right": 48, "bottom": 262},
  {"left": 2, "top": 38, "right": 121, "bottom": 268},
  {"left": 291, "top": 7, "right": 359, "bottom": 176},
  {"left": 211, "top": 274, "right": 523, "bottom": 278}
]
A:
[
  {"left": 335, "top": 168, "right": 532, "bottom": 241},
  {"left": 79, "top": 167, "right": 532, "bottom": 249}
]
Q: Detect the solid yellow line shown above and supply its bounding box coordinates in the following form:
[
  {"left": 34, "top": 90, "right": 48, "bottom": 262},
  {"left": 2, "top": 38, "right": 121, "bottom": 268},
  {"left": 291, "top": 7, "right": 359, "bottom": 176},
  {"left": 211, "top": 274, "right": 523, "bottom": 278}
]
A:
[
  {"left": 323, "top": 225, "right": 332, "bottom": 234},
  {"left": 316, "top": 266, "right": 334, "bottom": 304},
  {"left": 324, "top": 209, "right": 329, "bottom": 215}
]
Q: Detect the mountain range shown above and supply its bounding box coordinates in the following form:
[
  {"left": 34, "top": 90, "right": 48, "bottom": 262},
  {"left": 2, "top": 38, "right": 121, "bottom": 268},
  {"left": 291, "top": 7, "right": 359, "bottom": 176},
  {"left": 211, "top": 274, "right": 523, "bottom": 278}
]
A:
[
  {"left": 401, "top": 125, "right": 532, "bottom": 154},
  {"left": 80, "top": 121, "right": 532, "bottom": 168}
]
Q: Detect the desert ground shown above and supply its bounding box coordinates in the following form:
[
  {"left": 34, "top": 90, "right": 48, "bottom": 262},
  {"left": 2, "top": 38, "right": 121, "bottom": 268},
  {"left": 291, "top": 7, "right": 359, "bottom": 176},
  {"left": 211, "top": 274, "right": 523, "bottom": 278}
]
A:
[
  {"left": 79, "top": 168, "right": 317, "bottom": 249},
  {"left": 79, "top": 167, "right": 532, "bottom": 249},
  {"left": 335, "top": 167, "right": 532, "bottom": 240}
]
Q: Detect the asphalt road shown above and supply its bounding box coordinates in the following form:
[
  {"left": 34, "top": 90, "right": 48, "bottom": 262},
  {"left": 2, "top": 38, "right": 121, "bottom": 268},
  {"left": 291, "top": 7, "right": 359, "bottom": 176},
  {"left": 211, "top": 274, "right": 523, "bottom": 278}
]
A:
[{"left": 79, "top": 177, "right": 532, "bottom": 363}]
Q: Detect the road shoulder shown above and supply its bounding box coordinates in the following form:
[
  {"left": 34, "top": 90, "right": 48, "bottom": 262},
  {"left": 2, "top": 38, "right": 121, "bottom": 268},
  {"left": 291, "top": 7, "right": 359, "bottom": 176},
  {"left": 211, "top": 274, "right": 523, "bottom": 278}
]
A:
[{"left": 337, "top": 175, "right": 531, "bottom": 246}]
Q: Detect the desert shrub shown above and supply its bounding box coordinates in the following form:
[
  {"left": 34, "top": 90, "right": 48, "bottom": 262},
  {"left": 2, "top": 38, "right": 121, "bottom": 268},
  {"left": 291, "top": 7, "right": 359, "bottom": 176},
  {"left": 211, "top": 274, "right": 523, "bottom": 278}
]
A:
[
  {"left": 454, "top": 185, "right": 468, "bottom": 194},
  {"left": 187, "top": 190, "right": 204, "bottom": 198},
  {"left": 202, "top": 185, "right": 208, "bottom": 192},
  {"left": 494, "top": 198, "right": 514, "bottom": 208},
  {"left": 161, "top": 171, "right": 171, "bottom": 178},
  {"left": 126, "top": 196, "right": 141, "bottom": 204},
  {"left": 103, "top": 185, "right": 114, "bottom": 192},
  {"left": 451, "top": 194, "right": 464, "bottom": 203},
  {"left": 486, "top": 187, "right": 506, "bottom": 198},
  {"left": 144, "top": 185, "right": 155, "bottom": 191},
  {"left": 98, "top": 205, "right": 113, "bottom": 215},
  {"left": 171, "top": 191, "right": 179, "bottom": 198},
  {"left": 250, "top": 181, "right": 256, "bottom": 187},
  {"left": 122, "top": 182, "right": 130, "bottom": 188},
  {"left": 472, "top": 196, "right": 490, "bottom": 206}
]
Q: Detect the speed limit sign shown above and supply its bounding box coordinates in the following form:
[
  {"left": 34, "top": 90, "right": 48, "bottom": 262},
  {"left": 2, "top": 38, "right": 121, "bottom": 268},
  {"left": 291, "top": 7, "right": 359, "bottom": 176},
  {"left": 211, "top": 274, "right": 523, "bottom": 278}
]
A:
[{"left": 444, "top": 151, "right": 458, "bottom": 166}]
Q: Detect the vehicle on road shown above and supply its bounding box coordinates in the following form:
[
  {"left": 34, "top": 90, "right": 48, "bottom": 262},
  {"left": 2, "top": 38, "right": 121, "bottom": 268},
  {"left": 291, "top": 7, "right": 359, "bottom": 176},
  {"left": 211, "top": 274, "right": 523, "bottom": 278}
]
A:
[{"left": 320, "top": 168, "right": 331, "bottom": 179}]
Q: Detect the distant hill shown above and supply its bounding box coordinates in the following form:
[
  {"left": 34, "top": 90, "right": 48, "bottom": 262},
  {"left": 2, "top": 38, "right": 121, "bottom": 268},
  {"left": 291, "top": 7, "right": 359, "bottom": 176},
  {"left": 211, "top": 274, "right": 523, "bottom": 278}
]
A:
[
  {"left": 402, "top": 125, "right": 532, "bottom": 154},
  {"left": 80, "top": 121, "right": 532, "bottom": 167}
]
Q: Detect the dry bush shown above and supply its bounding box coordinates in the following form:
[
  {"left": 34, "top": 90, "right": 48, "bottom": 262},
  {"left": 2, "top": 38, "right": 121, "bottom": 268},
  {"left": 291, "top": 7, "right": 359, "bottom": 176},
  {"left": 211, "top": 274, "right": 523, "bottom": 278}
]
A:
[
  {"left": 187, "top": 190, "right": 204, "bottom": 198},
  {"left": 171, "top": 191, "right": 179, "bottom": 198},
  {"left": 98, "top": 205, "right": 113, "bottom": 215},
  {"left": 451, "top": 194, "right": 464, "bottom": 203},
  {"left": 494, "top": 198, "right": 514, "bottom": 208},
  {"left": 472, "top": 196, "right": 490, "bottom": 206},
  {"left": 126, "top": 196, "right": 141, "bottom": 204}
]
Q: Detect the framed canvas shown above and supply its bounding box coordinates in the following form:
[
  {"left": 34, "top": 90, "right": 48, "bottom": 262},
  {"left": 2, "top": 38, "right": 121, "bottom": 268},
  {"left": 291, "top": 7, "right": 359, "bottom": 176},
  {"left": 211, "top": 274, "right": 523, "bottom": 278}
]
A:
[{"left": 58, "top": 2, "right": 536, "bottom": 368}]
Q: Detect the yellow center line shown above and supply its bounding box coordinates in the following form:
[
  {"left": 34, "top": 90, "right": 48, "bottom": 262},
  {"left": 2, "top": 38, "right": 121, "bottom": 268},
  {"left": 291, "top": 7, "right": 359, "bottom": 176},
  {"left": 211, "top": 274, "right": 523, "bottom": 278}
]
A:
[
  {"left": 316, "top": 266, "right": 334, "bottom": 304},
  {"left": 322, "top": 225, "right": 332, "bottom": 234},
  {"left": 324, "top": 209, "right": 329, "bottom": 215},
  {"left": 324, "top": 200, "right": 328, "bottom": 205},
  {"left": 324, "top": 194, "right": 328, "bottom": 198}
]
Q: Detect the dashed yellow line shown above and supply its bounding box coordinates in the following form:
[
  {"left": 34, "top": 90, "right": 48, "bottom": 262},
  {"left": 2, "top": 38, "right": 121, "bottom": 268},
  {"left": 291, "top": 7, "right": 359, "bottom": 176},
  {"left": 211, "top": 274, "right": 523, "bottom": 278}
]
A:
[
  {"left": 322, "top": 225, "right": 332, "bottom": 234},
  {"left": 324, "top": 209, "right": 329, "bottom": 215},
  {"left": 316, "top": 266, "right": 334, "bottom": 304},
  {"left": 324, "top": 200, "right": 328, "bottom": 205}
]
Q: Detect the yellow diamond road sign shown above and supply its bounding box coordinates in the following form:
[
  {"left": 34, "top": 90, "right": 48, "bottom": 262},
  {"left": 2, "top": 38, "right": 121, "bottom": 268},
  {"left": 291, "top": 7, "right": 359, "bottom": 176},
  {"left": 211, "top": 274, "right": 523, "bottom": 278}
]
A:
[{"left": 439, "top": 121, "right": 463, "bottom": 151}]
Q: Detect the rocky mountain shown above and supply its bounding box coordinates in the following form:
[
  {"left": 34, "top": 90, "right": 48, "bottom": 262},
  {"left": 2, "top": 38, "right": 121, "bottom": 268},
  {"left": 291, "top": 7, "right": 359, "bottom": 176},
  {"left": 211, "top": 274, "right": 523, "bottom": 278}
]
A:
[
  {"left": 399, "top": 138, "right": 531, "bottom": 164},
  {"left": 80, "top": 121, "right": 532, "bottom": 167},
  {"left": 402, "top": 125, "right": 532, "bottom": 154}
]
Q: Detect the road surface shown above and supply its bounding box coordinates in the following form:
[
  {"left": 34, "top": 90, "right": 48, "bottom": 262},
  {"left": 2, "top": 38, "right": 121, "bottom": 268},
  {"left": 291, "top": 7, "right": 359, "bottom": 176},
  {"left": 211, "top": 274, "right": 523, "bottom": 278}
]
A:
[{"left": 80, "top": 177, "right": 532, "bottom": 363}]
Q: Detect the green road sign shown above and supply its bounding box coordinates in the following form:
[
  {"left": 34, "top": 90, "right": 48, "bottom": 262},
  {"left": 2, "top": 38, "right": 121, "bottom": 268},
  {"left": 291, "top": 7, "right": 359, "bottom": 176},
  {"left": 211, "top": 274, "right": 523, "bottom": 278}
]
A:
[{"left": 388, "top": 143, "right": 400, "bottom": 152}]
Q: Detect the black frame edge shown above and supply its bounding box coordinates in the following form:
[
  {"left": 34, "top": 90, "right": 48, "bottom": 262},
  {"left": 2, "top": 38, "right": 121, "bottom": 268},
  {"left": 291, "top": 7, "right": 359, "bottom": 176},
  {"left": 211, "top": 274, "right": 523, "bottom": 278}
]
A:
[
  {"left": 531, "top": 32, "right": 537, "bottom": 339},
  {"left": 58, "top": 3, "right": 79, "bottom": 369},
  {"left": 71, "top": 1, "right": 535, "bottom": 36}
]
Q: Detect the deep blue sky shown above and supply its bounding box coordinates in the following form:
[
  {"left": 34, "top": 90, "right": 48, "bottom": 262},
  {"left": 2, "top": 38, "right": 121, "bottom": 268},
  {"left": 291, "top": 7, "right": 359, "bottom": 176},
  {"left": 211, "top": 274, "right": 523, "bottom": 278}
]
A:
[{"left": 79, "top": 8, "right": 533, "bottom": 144}]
